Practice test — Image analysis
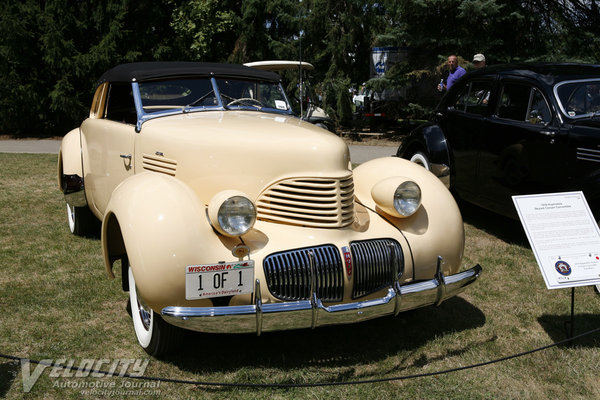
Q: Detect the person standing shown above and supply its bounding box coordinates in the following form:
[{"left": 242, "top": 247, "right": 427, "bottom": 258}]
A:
[
  {"left": 472, "top": 53, "right": 486, "bottom": 69},
  {"left": 438, "top": 55, "right": 466, "bottom": 91}
]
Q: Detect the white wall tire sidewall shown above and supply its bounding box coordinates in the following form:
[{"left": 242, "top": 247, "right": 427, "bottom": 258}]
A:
[
  {"left": 410, "top": 152, "right": 430, "bottom": 171},
  {"left": 128, "top": 267, "right": 154, "bottom": 349},
  {"left": 67, "top": 204, "right": 76, "bottom": 233}
]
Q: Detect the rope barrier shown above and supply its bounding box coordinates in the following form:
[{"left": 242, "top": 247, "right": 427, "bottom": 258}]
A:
[{"left": 2, "top": 326, "right": 599, "bottom": 389}]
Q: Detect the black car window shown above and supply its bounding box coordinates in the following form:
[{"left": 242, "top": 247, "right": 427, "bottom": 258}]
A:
[
  {"left": 556, "top": 80, "right": 600, "bottom": 117},
  {"left": 105, "top": 83, "right": 137, "bottom": 125},
  {"left": 497, "top": 83, "right": 532, "bottom": 122},
  {"left": 527, "top": 88, "right": 552, "bottom": 124},
  {"left": 450, "top": 81, "right": 492, "bottom": 116}
]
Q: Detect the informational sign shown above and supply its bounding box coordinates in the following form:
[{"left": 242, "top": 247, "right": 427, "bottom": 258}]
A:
[
  {"left": 513, "top": 192, "right": 600, "bottom": 289},
  {"left": 370, "top": 47, "right": 407, "bottom": 78}
]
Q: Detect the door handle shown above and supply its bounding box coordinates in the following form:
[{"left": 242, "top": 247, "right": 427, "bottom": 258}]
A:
[
  {"left": 120, "top": 154, "right": 132, "bottom": 160},
  {"left": 540, "top": 130, "right": 556, "bottom": 137}
]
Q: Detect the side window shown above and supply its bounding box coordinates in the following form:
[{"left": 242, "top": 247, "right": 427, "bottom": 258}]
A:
[
  {"left": 464, "top": 81, "right": 492, "bottom": 116},
  {"left": 452, "top": 84, "right": 470, "bottom": 111},
  {"left": 450, "top": 81, "right": 492, "bottom": 116},
  {"left": 105, "top": 83, "right": 137, "bottom": 125},
  {"left": 527, "top": 88, "right": 552, "bottom": 125},
  {"left": 497, "top": 83, "right": 531, "bottom": 121}
]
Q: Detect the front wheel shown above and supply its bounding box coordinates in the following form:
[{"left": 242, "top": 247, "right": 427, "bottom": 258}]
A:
[
  {"left": 128, "top": 267, "right": 180, "bottom": 357},
  {"left": 409, "top": 151, "right": 431, "bottom": 171}
]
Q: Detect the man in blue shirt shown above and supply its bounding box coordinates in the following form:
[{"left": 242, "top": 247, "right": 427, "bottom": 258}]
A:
[{"left": 438, "top": 55, "right": 466, "bottom": 91}]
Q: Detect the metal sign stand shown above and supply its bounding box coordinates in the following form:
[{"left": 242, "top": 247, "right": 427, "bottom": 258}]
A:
[{"left": 564, "top": 287, "right": 576, "bottom": 343}]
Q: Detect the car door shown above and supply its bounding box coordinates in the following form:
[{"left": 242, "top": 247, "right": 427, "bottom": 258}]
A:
[
  {"left": 441, "top": 78, "right": 494, "bottom": 197},
  {"left": 479, "top": 80, "right": 563, "bottom": 215},
  {"left": 81, "top": 82, "right": 136, "bottom": 217}
]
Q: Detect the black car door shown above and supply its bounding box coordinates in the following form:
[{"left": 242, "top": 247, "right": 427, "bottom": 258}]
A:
[
  {"left": 479, "top": 80, "right": 564, "bottom": 215},
  {"left": 442, "top": 79, "right": 494, "bottom": 197}
]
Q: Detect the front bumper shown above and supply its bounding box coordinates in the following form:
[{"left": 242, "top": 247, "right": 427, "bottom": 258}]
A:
[{"left": 161, "top": 262, "right": 482, "bottom": 334}]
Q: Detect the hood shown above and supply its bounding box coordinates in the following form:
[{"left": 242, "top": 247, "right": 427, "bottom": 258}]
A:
[{"left": 135, "top": 111, "right": 351, "bottom": 204}]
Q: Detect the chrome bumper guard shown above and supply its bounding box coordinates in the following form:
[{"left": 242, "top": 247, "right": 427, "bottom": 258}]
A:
[{"left": 161, "top": 258, "right": 482, "bottom": 335}]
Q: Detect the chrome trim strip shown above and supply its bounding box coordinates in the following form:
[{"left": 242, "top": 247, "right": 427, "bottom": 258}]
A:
[{"left": 161, "top": 264, "right": 482, "bottom": 334}]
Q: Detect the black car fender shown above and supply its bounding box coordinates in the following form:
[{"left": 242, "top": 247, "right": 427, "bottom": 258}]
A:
[{"left": 397, "top": 123, "right": 452, "bottom": 183}]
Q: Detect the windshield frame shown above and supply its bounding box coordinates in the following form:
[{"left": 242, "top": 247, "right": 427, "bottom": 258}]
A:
[{"left": 131, "top": 77, "right": 293, "bottom": 131}]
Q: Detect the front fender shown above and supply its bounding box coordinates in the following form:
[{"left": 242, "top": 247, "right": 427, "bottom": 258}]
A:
[
  {"left": 102, "top": 172, "right": 239, "bottom": 311},
  {"left": 398, "top": 123, "right": 451, "bottom": 168},
  {"left": 353, "top": 157, "right": 464, "bottom": 279}
]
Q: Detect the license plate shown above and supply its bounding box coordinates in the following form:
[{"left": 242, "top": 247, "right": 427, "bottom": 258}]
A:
[{"left": 185, "top": 260, "right": 254, "bottom": 300}]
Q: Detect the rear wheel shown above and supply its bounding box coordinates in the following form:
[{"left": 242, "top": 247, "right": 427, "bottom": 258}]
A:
[
  {"left": 128, "top": 267, "right": 179, "bottom": 357},
  {"left": 66, "top": 203, "right": 99, "bottom": 237},
  {"left": 409, "top": 151, "right": 431, "bottom": 171}
]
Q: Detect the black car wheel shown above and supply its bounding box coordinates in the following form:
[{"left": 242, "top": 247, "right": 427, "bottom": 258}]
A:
[{"left": 409, "top": 151, "right": 431, "bottom": 171}]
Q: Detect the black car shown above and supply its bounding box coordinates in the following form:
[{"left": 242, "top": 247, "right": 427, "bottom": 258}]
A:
[{"left": 397, "top": 63, "right": 600, "bottom": 219}]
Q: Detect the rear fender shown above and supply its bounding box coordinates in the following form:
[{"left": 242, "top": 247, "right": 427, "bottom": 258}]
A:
[
  {"left": 102, "top": 172, "right": 237, "bottom": 310},
  {"left": 353, "top": 157, "right": 464, "bottom": 280},
  {"left": 58, "top": 128, "right": 86, "bottom": 206}
]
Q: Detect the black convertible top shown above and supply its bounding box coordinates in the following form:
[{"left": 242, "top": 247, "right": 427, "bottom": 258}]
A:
[{"left": 97, "top": 62, "right": 281, "bottom": 85}]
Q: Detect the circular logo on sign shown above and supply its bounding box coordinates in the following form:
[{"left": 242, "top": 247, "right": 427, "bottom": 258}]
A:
[{"left": 555, "top": 261, "right": 572, "bottom": 276}]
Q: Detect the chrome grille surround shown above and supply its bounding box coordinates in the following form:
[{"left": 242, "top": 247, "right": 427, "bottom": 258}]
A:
[
  {"left": 350, "top": 238, "right": 404, "bottom": 299},
  {"left": 263, "top": 245, "right": 344, "bottom": 302},
  {"left": 262, "top": 238, "right": 404, "bottom": 302},
  {"left": 256, "top": 175, "right": 354, "bottom": 228}
]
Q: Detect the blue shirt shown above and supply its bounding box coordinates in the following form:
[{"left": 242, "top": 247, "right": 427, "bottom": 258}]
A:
[{"left": 447, "top": 66, "right": 466, "bottom": 89}]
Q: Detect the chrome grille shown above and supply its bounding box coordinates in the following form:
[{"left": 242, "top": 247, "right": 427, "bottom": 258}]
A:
[
  {"left": 351, "top": 239, "right": 403, "bottom": 299},
  {"left": 576, "top": 147, "right": 600, "bottom": 163},
  {"left": 262, "top": 239, "right": 404, "bottom": 302},
  {"left": 256, "top": 175, "right": 354, "bottom": 228},
  {"left": 263, "top": 245, "right": 343, "bottom": 302}
]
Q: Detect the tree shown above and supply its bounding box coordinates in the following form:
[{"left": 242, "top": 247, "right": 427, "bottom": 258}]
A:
[{"left": 0, "top": 0, "right": 177, "bottom": 136}]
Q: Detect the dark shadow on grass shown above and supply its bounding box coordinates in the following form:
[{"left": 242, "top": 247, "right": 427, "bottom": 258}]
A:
[
  {"left": 457, "top": 197, "right": 529, "bottom": 246},
  {"left": 0, "top": 361, "right": 19, "bottom": 396},
  {"left": 538, "top": 313, "right": 600, "bottom": 348},
  {"left": 158, "top": 296, "right": 486, "bottom": 376}
]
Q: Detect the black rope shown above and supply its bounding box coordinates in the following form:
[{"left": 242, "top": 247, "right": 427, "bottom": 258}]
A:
[{"left": 2, "top": 326, "right": 599, "bottom": 388}]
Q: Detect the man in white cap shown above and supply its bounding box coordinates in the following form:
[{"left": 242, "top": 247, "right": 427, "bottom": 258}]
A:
[{"left": 473, "top": 53, "right": 486, "bottom": 69}]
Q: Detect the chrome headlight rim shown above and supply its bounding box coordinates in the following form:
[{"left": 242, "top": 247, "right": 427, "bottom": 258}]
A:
[
  {"left": 208, "top": 191, "right": 257, "bottom": 237},
  {"left": 370, "top": 176, "right": 422, "bottom": 218},
  {"left": 393, "top": 180, "right": 422, "bottom": 217}
]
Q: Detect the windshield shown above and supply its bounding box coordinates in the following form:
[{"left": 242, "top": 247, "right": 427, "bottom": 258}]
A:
[
  {"left": 215, "top": 78, "right": 290, "bottom": 111},
  {"left": 138, "top": 78, "right": 291, "bottom": 114},
  {"left": 555, "top": 79, "right": 600, "bottom": 118}
]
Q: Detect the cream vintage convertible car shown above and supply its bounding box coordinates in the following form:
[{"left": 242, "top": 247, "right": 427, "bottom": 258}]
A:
[{"left": 58, "top": 62, "right": 482, "bottom": 356}]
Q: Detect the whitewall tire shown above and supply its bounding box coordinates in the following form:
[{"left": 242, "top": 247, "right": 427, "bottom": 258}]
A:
[
  {"left": 410, "top": 151, "right": 431, "bottom": 171},
  {"left": 128, "top": 267, "right": 179, "bottom": 357}
]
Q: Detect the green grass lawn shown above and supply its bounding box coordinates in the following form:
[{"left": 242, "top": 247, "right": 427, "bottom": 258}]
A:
[{"left": 1, "top": 153, "right": 599, "bottom": 399}]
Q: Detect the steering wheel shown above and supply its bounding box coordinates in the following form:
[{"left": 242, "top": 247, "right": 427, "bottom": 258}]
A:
[{"left": 227, "top": 98, "right": 263, "bottom": 107}]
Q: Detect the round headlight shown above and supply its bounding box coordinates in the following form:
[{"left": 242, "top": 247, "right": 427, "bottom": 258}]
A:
[
  {"left": 208, "top": 191, "right": 256, "bottom": 237},
  {"left": 371, "top": 177, "right": 422, "bottom": 218},
  {"left": 393, "top": 181, "right": 421, "bottom": 217}
]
